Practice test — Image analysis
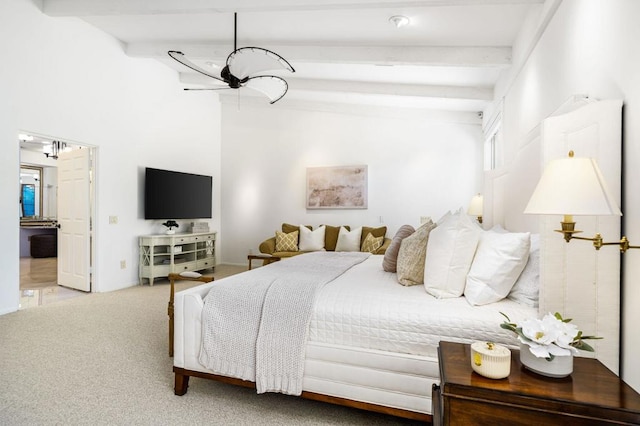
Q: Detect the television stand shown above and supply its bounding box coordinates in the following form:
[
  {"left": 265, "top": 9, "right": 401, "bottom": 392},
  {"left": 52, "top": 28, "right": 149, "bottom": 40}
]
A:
[{"left": 138, "top": 232, "right": 216, "bottom": 285}]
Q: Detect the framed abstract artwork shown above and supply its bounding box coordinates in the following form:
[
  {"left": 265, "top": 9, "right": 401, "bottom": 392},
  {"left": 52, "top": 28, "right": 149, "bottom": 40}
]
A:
[{"left": 306, "top": 165, "right": 368, "bottom": 209}]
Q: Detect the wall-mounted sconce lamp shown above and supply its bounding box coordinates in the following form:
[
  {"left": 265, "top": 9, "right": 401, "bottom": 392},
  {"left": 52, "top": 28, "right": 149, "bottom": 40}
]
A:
[
  {"left": 468, "top": 193, "right": 483, "bottom": 224},
  {"left": 524, "top": 151, "right": 639, "bottom": 252}
]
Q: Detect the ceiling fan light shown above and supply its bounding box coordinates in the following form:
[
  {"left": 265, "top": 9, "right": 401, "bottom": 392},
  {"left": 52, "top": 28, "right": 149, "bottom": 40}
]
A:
[
  {"left": 167, "top": 13, "right": 294, "bottom": 104},
  {"left": 389, "top": 15, "right": 410, "bottom": 28}
]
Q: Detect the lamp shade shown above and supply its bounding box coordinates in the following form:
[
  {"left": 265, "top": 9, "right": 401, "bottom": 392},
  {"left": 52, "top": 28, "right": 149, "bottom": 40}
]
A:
[
  {"left": 468, "top": 194, "right": 484, "bottom": 216},
  {"left": 524, "top": 156, "right": 621, "bottom": 216}
]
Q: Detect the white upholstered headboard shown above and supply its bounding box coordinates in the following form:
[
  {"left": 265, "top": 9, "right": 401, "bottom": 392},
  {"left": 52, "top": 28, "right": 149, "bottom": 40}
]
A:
[{"left": 484, "top": 99, "right": 622, "bottom": 373}]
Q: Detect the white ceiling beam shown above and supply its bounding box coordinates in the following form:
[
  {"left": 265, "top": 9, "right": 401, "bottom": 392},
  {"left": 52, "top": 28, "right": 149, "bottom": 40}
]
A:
[
  {"left": 219, "top": 95, "right": 484, "bottom": 123},
  {"left": 179, "top": 73, "right": 493, "bottom": 101},
  {"left": 42, "top": 0, "right": 544, "bottom": 16},
  {"left": 129, "top": 43, "right": 511, "bottom": 67},
  {"left": 290, "top": 78, "right": 493, "bottom": 100}
]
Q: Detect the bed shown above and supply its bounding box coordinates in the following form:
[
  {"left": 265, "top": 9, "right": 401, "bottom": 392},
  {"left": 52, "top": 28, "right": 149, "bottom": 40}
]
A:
[
  {"left": 171, "top": 223, "right": 539, "bottom": 422},
  {"left": 170, "top": 99, "right": 622, "bottom": 422}
]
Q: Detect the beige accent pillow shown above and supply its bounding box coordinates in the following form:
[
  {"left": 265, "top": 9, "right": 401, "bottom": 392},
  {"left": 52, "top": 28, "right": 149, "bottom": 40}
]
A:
[
  {"left": 275, "top": 230, "right": 299, "bottom": 252},
  {"left": 396, "top": 220, "right": 437, "bottom": 286},
  {"left": 383, "top": 225, "right": 415, "bottom": 272},
  {"left": 361, "top": 233, "right": 384, "bottom": 253}
]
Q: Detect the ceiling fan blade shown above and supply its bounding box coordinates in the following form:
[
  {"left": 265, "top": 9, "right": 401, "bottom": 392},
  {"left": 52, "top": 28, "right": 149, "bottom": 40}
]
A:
[
  {"left": 184, "top": 88, "right": 234, "bottom": 91},
  {"left": 243, "top": 75, "right": 289, "bottom": 104},
  {"left": 227, "top": 47, "right": 295, "bottom": 80},
  {"left": 168, "top": 51, "right": 225, "bottom": 83}
]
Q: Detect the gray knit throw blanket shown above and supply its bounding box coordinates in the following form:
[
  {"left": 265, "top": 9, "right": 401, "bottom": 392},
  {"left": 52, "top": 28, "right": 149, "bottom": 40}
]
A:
[{"left": 199, "top": 251, "right": 370, "bottom": 395}]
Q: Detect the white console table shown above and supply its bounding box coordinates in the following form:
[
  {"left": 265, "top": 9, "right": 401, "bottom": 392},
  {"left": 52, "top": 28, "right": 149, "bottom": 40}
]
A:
[{"left": 139, "top": 232, "right": 216, "bottom": 285}]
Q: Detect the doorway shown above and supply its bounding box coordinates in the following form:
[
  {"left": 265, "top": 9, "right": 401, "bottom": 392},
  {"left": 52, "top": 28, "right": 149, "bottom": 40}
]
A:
[{"left": 18, "top": 132, "right": 96, "bottom": 308}]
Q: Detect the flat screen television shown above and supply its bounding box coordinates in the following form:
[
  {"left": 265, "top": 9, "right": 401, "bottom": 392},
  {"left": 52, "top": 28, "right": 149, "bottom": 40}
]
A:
[{"left": 144, "top": 167, "right": 212, "bottom": 219}]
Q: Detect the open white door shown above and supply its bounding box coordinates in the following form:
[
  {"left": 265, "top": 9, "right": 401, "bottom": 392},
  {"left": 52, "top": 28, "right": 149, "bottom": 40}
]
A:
[{"left": 57, "top": 148, "right": 91, "bottom": 292}]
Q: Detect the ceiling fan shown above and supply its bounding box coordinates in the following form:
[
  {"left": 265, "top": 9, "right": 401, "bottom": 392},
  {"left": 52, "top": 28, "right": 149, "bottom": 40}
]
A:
[{"left": 168, "top": 13, "right": 295, "bottom": 104}]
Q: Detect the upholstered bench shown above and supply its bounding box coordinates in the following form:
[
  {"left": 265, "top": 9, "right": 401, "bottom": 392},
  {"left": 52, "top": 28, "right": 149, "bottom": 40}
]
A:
[{"left": 30, "top": 234, "right": 57, "bottom": 258}]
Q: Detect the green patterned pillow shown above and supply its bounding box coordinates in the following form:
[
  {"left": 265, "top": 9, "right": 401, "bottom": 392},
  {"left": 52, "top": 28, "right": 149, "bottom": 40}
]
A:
[
  {"left": 275, "top": 230, "right": 299, "bottom": 252},
  {"left": 361, "top": 233, "right": 384, "bottom": 253}
]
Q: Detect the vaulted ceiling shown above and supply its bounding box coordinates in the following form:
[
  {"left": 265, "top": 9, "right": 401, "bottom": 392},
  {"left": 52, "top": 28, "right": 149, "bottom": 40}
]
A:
[{"left": 40, "top": 0, "right": 546, "bottom": 111}]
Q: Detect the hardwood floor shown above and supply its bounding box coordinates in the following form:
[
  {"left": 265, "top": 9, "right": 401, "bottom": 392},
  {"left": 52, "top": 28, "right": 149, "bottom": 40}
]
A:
[
  {"left": 20, "top": 257, "right": 57, "bottom": 289},
  {"left": 18, "top": 259, "right": 248, "bottom": 310},
  {"left": 19, "top": 257, "right": 85, "bottom": 309}
]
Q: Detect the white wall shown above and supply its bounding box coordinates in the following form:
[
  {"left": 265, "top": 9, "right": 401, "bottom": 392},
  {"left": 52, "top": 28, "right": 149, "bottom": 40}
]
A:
[
  {"left": 0, "top": 0, "right": 221, "bottom": 314},
  {"left": 220, "top": 98, "right": 483, "bottom": 264},
  {"left": 491, "top": 0, "right": 640, "bottom": 391}
]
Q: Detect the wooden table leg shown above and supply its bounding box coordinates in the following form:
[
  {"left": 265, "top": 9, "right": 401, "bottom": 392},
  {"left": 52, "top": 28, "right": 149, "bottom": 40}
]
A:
[{"left": 168, "top": 275, "right": 176, "bottom": 357}]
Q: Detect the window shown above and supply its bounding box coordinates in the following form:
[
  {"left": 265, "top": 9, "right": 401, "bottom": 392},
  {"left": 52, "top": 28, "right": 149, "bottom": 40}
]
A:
[
  {"left": 483, "top": 104, "right": 503, "bottom": 171},
  {"left": 21, "top": 184, "right": 35, "bottom": 216}
]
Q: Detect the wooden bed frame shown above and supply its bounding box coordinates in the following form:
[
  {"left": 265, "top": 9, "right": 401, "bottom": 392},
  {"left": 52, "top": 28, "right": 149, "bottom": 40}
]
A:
[{"left": 167, "top": 272, "right": 431, "bottom": 423}]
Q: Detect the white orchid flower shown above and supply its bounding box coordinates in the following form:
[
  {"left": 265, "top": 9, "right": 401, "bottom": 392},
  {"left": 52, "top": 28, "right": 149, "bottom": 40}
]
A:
[
  {"left": 516, "top": 313, "right": 581, "bottom": 358},
  {"left": 520, "top": 317, "right": 561, "bottom": 345},
  {"left": 554, "top": 319, "right": 580, "bottom": 355},
  {"left": 500, "top": 311, "right": 600, "bottom": 359}
]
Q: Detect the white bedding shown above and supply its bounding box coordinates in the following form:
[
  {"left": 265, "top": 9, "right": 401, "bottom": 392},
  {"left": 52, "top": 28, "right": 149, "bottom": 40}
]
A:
[
  {"left": 198, "top": 251, "right": 370, "bottom": 395},
  {"left": 175, "top": 252, "right": 538, "bottom": 416},
  {"left": 309, "top": 255, "right": 536, "bottom": 358}
]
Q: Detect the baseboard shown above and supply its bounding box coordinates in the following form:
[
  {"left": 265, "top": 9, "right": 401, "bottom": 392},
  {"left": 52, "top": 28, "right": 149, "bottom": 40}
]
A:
[{"left": 0, "top": 306, "right": 19, "bottom": 316}]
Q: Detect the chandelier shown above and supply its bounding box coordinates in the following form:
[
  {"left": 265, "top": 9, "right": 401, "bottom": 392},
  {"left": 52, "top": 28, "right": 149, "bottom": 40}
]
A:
[{"left": 43, "top": 140, "right": 67, "bottom": 159}]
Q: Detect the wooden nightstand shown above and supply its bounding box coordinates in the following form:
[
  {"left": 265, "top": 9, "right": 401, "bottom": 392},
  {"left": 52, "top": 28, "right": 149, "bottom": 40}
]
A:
[{"left": 433, "top": 341, "right": 640, "bottom": 425}]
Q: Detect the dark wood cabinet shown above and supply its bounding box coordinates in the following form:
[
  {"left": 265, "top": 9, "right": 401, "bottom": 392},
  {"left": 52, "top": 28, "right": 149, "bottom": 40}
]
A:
[{"left": 434, "top": 341, "right": 640, "bottom": 425}]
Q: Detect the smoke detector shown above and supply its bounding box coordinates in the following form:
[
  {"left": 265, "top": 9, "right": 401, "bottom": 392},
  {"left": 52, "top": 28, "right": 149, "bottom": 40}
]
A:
[{"left": 389, "top": 15, "right": 410, "bottom": 28}]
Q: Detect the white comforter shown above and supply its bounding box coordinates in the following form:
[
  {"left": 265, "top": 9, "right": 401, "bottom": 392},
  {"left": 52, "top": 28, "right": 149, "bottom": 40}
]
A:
[
  {"left": 310, "top": 255, "right": 537, "bottom": 357},
  {"left": 198, "top": 251, "right": 370, "bottom": 395}
]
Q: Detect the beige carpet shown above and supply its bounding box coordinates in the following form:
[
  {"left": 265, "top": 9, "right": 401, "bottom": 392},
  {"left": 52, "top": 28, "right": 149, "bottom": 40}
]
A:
[{"left": 0, "top": 265, "right": 420, "bottom": 425}]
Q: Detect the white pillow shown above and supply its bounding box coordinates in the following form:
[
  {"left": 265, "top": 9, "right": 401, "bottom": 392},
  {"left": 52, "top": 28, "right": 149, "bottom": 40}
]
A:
[
  {"left": 298, "top": 225, "right": 326, "bottom": 251},
  {"left": 464, "top": 230, "right": 531, "bottom": 306},
  {"left": 507, "top": 233, "right": 540, "bottom": 307},
  {"left": 423, "top": 211, "right": 481, "bottom": 298},
  {"left": 335, "top": 226, "right": 362, "bottom": 252}
]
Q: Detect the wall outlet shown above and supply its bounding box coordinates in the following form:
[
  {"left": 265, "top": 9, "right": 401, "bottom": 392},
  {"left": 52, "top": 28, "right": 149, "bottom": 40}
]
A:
[
  {"left": 109, "top": 216, "right": 118, "bottom": 224},
  {"left": 120, "top": 260, "right": 126, "bottom": 269}
]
